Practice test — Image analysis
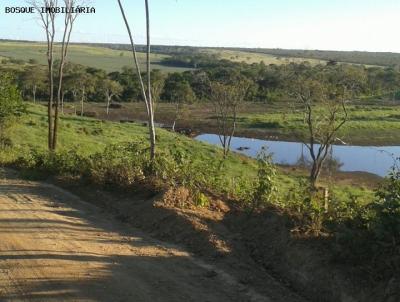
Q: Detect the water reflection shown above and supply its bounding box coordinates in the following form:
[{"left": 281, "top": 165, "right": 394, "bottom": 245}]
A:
[{"left": 195, "top": 134, "right": 400, "bottom": 177}]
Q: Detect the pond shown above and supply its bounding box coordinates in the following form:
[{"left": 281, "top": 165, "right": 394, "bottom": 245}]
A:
[{"left": 195, "top": 134, "right": 400, "bottom": 177}]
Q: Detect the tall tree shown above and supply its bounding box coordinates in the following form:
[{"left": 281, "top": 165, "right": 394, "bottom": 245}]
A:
[
  {"left": 292, "top": 77, "right": 348, "bottom": 189},
  {"left": 117, "top": 0, "right": 156, "bottom": 159},
  {"left": 30, "top": 0, "right": 57, "bottom": 150},
  {"left": 30, "top": 0, "right": 81, "bottom": 150},
  {"left": 20, "top": 65, "right": 47, "bottom": 103},
  {"left": 53, "top": 0, "right": 81, "bottom": 150},
  {"left": 210, "top": 80, "right": 249, "bottom": 158},
  {"left": 77, "top": 72, "right": 95, "bottom": 116},
  {"left": 169, "top": 81, "right": 195, "bottom": 131},
  {"left": 101, "top": 79, "right": 123, "bottom": 115},
  {"left": 109, "top": 67, "right": 142, "bottom": 101}
]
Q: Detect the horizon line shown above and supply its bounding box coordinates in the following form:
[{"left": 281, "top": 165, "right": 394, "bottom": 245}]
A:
[{"left": 1, "top": 38, "right": 400, "bottom": 55}]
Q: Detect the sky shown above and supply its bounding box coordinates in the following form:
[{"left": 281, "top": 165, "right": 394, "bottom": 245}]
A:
[{"left": 0, "top": 0, "right": 399, "bottom": 52}]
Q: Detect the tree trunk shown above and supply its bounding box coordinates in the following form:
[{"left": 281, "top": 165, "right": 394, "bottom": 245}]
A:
[
  {"left": 48, "top": 7, "right": 56, "bottom": 150},
  {"left": 117, "top": 0, "right": 156, "bottom": 160},
  {"left": 81, "top": 88, "right": 85, "bottom": 117},
  {"left": 53, "top": 95, "right": 60, "bottom": 149},
  {"left": 145, "top": 0, "right": 156, "bottom": 160},
  {"left": 310, "top": 160, "right": 322, "bottom": 189},
  {"left": 61, "top": 92, "right": 65, "bottom": 115},
  {"left": 53, "top": 3, "right": 75, "bottom": 151},
  {"left": 223, "top": 135, "right": 228, "bottom": 158},
  {"left": 171, "top": 121, "right": 176, "bottom": 132},
  {"left": 48, "top": 56, "right": 54, "bottom": 150},
  {"left": 225, "top": 106, "right": 237, "bottom": 157},
  {"left": 106, "top": 95, "right": 111, "bottom": 115},
  {"left": 32, "top": 85, "right": 37, "bottom": 103}
]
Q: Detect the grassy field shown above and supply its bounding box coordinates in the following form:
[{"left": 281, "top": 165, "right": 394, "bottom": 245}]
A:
[
  {"left": 76, "top": 101, "right": 400, "bottom": 146},
  {"left": 8, "top": 103, "right": 256, "bottom": 180},
  {"left": 201, "top": 48, "right": 327, "bottom": 65},
  {"left": 1, "top": 41, "right": 379, "bottom": 75},
  {"left": 232, "top": 48, "right": 400, "bottom": 67},
  {"left": 2, "top": 103, "right": 375, "bottom": 203},
  {"left": 234, "top": 104, "right": 400, "bottom": 146},
  {"left": 0, "top": 41, "right": 192, "bottom": 73},
  {"left": 0, "top": 41, "right": 332, "bottom": 73}
]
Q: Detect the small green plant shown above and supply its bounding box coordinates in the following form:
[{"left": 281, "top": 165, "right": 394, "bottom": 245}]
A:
[
  {"left": 194, "top": 192, "right": 210, "bottom": 207},
  {"left": 250, "top": 147, "right": 278, "bottom": 211}
]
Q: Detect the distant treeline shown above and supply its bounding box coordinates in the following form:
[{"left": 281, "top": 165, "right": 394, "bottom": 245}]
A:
[
  {"left": 75, "top": 42, "right": 400, "bottom": 67},
  {"left": 3, "top": 53, "right": 400, "bottom": 105},
  {"left": 73, "top": 42, "right": 202, "bottom": 56},
  {"left": 226, "top": 48, "right": 400, "bottom": 67},
  {"left": 3, "top": 39, "right": 400, "bottom": 67}
]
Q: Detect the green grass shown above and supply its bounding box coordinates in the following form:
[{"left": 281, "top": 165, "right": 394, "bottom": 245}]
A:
[
  {"left": 10, "top": 104, "right": 256, "bottom": 179},
  {"left": 0, "top": 41, "right": 192, "bottom": 73},
  {"left": 3, "top": 103, "right": 374, "bottom": 205},
  {"left": 235, "top": 104, "right": 400, "bottom": 146},
  {"left": 197, "top": 48, "right": 377, "bottom": 67},
  {"left": 92, "top": 102, "right": 400, "bottom": 146},
  {"left": 201, "top": 48, "right": 327, "bottom": 66}
]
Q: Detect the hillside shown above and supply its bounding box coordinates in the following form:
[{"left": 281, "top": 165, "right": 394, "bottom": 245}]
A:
[
  {"left": 76, "top": 41, "right": 400, "bottom": 67},
  {"left": 0, "top": 41, "right": 192, "bottom": 73},
  {"left": 2, "top": 102, "right": 393, "bottom": 302},
  {"left": 86, "top": 43, "right": 400, "bottom": 67},
  {"left": 3, "top": 39, "right": 398, "bottom": 69},
  {"left": 232, "top": 48, "right": 400, "bottom": 67}
]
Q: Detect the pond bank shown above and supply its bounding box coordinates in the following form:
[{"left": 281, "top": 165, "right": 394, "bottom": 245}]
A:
[{"left": 195, "top": 134, "right": 399, "bottom": 177}]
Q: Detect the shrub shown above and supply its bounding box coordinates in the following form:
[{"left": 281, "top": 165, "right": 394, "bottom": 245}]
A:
[
  {"left": 0, "top": 73, "right": 26, "bottom": 144},
  {"left": 14, "top": 149, "right": 87, "bottom": 179},
  {"left": 10, "top": 142, "right": 277, "bottom": 209},
  {"left": 333, "top": 160, "right": 400, "bottom": 273},
  {"left": 86, "top": 142, "right": 149, "bottom": 188},
  {"left": 283, "top": 179, "right": 328, "bottom": 235},
  {"left": 249, "top": 148, "right": 278, "bottom": 211},
  {"left": 371, "top": 164, "right": 400, "bottom": 247}
]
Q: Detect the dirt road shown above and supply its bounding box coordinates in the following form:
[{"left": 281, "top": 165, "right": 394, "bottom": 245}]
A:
[{"left": 0, "top": 171, "right": 275, "bottom": 302}]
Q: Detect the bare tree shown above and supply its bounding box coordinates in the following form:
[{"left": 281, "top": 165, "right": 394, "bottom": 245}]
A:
[
  {"left": 30, "top": 0, "right": 82, "bottom": 150},
  {"left": 210, "top": 80, "right": 249, "bottom": 158},
  {"left": 30, "top": 0, "right": 57, "bottom": 149},
  {"left": 53, "top": 0, "right": 81, "bottom": 150},
  {"left": 292, "top": 78, "right": 348, "bottom": 189},
  {"left": 117, "top": 0, "right": 156, "bottom": 160}
]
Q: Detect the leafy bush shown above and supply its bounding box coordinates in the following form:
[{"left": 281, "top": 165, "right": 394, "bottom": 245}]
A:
[
  {"left": 371, "top": 164, "right": 400, "bottom": 247},
  {"left": 85, "top": 142, "right": 149, "bottom": 188},
  {"left": 11, "top": 141, "right": 224, "bottom": 202},
  {"left": 332, "top": 161, "right": 400, "bottom": 274},
  {"left": 14, "top": 149, "right": 87, "bottom": 178},
  {"left": 282, "top": 179, "right": 328, "bottom": 234},
  {"left": 250, "top": 148, "right": 278, "bottom": 211},
  {"left": 0, "top": 73, "right": 26, "bottom": 143},
  {"left": 229, "top": 148, "right": 280, "bottom": 212}
]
